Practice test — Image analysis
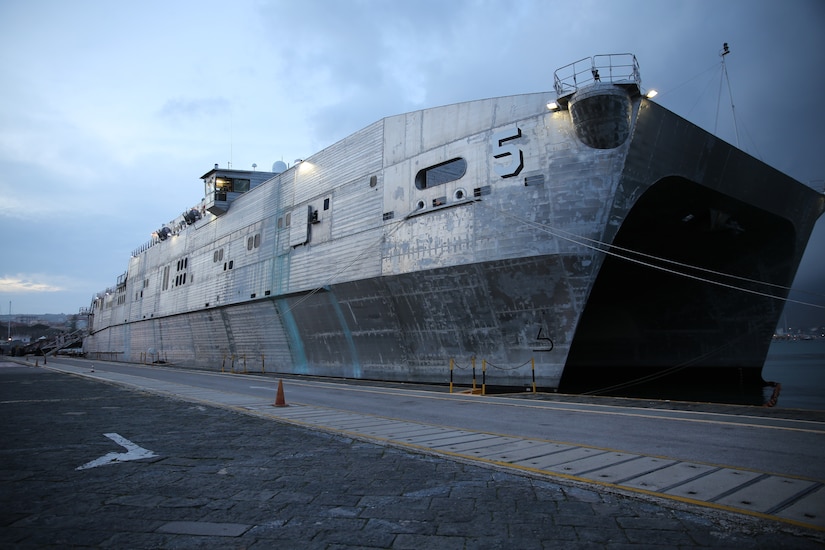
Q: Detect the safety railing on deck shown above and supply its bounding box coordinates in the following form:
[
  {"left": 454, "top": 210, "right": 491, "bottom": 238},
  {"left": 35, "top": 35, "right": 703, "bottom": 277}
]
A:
[{"left": 553, "top": 53, "right": 640, "bottom": 98}]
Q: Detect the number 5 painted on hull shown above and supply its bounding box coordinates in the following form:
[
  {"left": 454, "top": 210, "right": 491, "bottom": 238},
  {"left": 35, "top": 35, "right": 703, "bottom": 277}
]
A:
[{"left": 492, "top": 127, "right": 524, "bottom": 178}]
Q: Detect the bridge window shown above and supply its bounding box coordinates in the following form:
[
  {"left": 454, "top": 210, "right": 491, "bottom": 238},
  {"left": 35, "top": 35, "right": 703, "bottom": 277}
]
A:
[{"left": 215, "top": 177, "right": 250, "bottom": 193}]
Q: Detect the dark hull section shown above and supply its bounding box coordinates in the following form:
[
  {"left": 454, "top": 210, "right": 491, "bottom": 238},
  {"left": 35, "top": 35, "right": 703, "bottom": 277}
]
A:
[
  {"left": 559, "top": 365, "right": 769, "bottom": 405},
  {"left": 560, "top": 100, "right": 822, "bottom": 399}
]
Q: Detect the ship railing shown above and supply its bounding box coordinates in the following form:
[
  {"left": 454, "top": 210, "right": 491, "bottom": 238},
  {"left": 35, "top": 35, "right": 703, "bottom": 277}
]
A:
[
  {"left": 553, "top": 53, "right": 640, "bottom": 99},
  {"left": 132, "top": 202, "right": 208, "bottom": 257}
]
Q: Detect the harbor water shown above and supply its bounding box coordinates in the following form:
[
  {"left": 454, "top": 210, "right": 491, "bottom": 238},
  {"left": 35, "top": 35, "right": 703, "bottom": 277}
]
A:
[{"left": 762, "top": 339, "right": 825, "bottom": 411}]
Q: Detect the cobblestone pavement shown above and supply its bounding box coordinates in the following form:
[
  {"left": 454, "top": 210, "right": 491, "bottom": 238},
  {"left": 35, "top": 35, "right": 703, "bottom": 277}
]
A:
[{"left": 1, "top": 364, "right": 822, "bottom": 549}]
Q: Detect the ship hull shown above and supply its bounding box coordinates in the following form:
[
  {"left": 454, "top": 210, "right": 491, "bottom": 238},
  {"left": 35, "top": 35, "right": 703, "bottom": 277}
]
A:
[
  {"left": 85, "top": 254, "right": 579, "bottom": 387},
  {"left": 84, "top": 71, "right": 824, "bottom": 399}
]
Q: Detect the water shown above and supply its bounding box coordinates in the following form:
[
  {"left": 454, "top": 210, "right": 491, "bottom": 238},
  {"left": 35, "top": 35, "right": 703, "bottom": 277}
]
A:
[{"left": 762, "top": 339, "right": 825, "bottom": 410}]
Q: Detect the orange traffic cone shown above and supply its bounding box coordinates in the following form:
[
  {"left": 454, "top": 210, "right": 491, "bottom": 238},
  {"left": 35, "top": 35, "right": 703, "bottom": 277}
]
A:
[{"left": 273, "top": 380, "right": 288, "bottom": 407}]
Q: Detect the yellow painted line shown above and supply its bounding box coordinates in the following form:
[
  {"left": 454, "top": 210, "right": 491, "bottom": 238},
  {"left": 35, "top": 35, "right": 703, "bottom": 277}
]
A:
[
  {"left": 255, "top": 400, "right": 824, "bottom": 485},
  {"left": 41, "top": 363, "right": 825, "bottom": 482},
  {"left": 38, "top": 362, "right": 825, "bottom": 532},
  {"left": 252, "top": 410, "right": 825, "bottom": 532},
  {"left": 260, "top": 415, "right": 824, "bottom": 532}
]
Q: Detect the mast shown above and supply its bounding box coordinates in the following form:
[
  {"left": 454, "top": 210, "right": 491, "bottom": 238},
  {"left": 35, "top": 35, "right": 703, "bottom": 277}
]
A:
[{"left": 715, "top": 42, "right": 741, "bottom": 147}]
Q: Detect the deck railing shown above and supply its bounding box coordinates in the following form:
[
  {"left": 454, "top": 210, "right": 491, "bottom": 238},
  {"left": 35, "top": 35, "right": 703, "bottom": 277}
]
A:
[{"left": 553, "top": 53, "right": 640, "bottom": 98}]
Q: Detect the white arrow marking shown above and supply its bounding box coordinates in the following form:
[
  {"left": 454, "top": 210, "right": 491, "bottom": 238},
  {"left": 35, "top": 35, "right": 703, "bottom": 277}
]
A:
[{"left": 76, "top": 433, "right": 158, "bottom": 470}]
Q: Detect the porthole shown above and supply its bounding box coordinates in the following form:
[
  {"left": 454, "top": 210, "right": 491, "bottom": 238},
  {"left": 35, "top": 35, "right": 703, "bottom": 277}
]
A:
[
  {"left": 454, "top": 188, "right": 466, "bottom": 201},
  {"left": 416, "top": 199, "right": 426, "bottom": 210}
]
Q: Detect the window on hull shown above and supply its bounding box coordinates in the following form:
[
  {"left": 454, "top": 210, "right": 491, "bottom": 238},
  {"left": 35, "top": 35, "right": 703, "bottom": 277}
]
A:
[{"left": 415, "top": 158, "right": 467, "bottom": 190}]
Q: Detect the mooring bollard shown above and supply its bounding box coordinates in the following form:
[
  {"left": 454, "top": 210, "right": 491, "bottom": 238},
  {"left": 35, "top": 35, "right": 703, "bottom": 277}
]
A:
[{"left": 449, "top": 358, "right": 454, "bottom": 393}]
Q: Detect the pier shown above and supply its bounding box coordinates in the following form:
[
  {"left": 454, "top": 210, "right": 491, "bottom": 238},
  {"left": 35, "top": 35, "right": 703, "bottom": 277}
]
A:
[{"left": 2, "top": 357, "right": 823, "bottom": 547}]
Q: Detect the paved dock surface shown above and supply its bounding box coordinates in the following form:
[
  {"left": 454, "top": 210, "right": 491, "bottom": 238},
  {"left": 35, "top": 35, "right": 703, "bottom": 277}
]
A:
[{"left": 2, "top": 359, "right": 824, "bottom": 548}]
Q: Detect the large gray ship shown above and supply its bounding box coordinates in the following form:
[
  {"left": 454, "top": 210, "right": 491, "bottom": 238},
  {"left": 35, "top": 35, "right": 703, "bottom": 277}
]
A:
[{"left": 84, "top": 54, "right": 824, "bottom": 398}]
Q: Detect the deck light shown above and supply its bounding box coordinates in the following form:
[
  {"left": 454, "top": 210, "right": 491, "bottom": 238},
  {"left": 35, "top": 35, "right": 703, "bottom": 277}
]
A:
[
  {"left": 646, "top": 89, "right": 658, "bottom": 99},
  {"left": 546, "top": 101, "right": 559, "bottom": 111}
]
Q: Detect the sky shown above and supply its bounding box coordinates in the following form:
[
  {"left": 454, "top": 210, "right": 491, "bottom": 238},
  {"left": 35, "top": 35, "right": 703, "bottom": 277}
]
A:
[{"left": 1, "top": 0, "right": 823, "bottom": 327}]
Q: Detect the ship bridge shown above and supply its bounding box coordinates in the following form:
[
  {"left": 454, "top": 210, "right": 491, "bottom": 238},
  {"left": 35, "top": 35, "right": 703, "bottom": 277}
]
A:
[{"left": 202, "top": 165, "right": 279, "bottom": 216}]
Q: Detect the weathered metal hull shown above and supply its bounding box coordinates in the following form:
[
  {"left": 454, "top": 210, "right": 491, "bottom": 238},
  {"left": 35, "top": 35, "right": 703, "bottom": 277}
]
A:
[{"left": 84, "top": 83, "right": 824, "bottom": 395}]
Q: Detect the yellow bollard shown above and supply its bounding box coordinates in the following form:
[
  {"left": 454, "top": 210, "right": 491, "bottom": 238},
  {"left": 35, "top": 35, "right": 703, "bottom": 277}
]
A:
[
  {"left": 449, "top": 358, "right": 454, "bottom": 393},
  {"left": 482, "top": 359, "right": 486, "bottom": 396},
  {"left": 472, "top": 357, "right": 476, "bottom": 393},
  {"left": 531, "top": 357, "right": 537, "bottom": 393}
]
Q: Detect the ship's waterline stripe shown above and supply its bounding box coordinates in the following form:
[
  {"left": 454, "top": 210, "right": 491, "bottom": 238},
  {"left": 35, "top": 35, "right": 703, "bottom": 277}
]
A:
[{"left": 44, "top": 363, "right": 825, "bottom": 531}]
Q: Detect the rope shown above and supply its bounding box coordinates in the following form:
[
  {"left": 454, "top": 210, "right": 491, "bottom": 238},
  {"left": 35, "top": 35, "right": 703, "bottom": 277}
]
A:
[
  {"left": 485, "top": 359, "right": 533, "bottom": 371},
  {"left": 481, "top": 203, "right": 824, "bottom": 310},
  {"left": 452, "top": 360, "right": 472, "bottom": 370},
  {"left": 474, "top": 203, "right": 821, "bottom": 397},
  {"left": 579, "top": 332, "right": 752, "bottom": 395}
]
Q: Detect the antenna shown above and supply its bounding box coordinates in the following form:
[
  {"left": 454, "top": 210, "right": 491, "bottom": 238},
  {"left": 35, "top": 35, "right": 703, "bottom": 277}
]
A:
[
  {"left": 228, "top": 111, "right": 233, "bottom": 169},
  {"left": 715, "top": 42, "right": 741, "bottom": 147}
]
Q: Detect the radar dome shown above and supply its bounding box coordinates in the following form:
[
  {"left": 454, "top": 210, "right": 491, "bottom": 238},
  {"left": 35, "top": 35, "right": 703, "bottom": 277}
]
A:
[{"left": 272, "top": 160, "right": 288, "bottom": 174}]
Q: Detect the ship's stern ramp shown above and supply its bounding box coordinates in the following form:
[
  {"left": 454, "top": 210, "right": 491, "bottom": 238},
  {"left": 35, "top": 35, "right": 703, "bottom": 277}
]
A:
[{"left": 561, "top": 98, "right": 825, "bottom": 398}]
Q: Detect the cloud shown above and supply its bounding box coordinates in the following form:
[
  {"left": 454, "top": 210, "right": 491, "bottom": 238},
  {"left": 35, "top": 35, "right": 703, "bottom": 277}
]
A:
[
  {"left": 0, "top": 276, "right": 64, "bottom": 293},
  {"left": 158, "top": 97, "right": 231, "bottom": 121},
  {"left": 0, "top": 0, "right": 821, "bottom": 319}
]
